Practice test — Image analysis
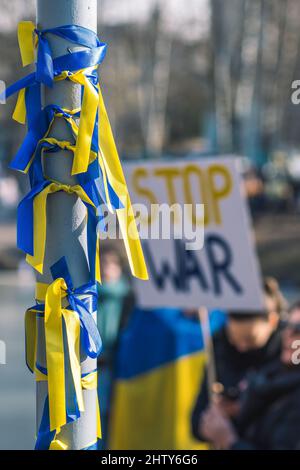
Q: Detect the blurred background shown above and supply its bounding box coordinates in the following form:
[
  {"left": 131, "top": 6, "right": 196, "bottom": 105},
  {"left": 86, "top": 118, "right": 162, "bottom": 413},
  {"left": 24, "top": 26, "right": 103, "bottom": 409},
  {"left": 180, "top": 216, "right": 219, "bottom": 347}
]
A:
[{"left": 1, "top": 0, "right": 300, "bottom": 449}]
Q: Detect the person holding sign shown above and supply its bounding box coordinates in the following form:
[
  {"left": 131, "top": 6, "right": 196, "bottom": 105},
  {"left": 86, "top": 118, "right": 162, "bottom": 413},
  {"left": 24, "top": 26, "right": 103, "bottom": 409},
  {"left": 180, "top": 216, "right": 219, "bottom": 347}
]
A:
[
  {"left": 191, "top": 278, "right": 287, "bottom": 443},
  {"left": 198, "top": 302, "right": 300, "bottom": 450}
]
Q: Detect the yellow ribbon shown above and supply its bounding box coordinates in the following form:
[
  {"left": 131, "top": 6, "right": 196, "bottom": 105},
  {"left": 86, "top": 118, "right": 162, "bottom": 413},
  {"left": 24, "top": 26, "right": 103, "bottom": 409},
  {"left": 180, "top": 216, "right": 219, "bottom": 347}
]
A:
[
  {"left": 26, "top": 181, "right": 100, "bottom": 282},
  {"left": 25, "top": 307, "right": 38, "bottom": 374},
  {"left": 49, "top": 439, "right": 68, "bottom": 451},
  {"left": 97, "top": 85, "right": 148, "bottom": 280},
  {"left": 55, "top": 69, "right": 98, "bottom": 175},
  {"left": 13, "top": 88, "right": 26, "bottom": 124},
  {"left": 18, "top": 21, "right": 36, "bottom": 67},
  {"left": 45, "top": 278, "right": 84, "bottom": 430},
  {"left": 16, "top": 21, "right": 97, "bottom": 176},
  {"left": 49, "top": 397, "right": 101, "bottom": 450},
  {"left": 12, "top": 22, "right": 36, "bottom": 124},
  {"left": 49, "top": 108, "right": 81, "bottom": 141},
  {"left": 25, "top": 281, "right": 102, "bottom": 444},
  {"left": 25, "top": 280, "right": 83, "bottom": 431},
  {"left": 15, "top": 107, "right": 84, "bottom": 174}
]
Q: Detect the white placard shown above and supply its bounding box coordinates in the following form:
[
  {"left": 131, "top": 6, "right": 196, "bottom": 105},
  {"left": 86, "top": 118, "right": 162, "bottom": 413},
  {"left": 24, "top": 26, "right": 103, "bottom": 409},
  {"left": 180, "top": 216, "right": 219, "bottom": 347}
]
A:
[{"left": 124, "top": 157, "right": 264, "bottom": 311}]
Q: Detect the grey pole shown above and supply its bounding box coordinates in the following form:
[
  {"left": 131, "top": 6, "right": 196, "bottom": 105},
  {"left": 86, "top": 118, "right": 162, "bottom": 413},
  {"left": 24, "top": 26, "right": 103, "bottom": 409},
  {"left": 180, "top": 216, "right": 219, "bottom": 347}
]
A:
[{"left": 35, "top": 0, "right": 99, "bottom": 450}]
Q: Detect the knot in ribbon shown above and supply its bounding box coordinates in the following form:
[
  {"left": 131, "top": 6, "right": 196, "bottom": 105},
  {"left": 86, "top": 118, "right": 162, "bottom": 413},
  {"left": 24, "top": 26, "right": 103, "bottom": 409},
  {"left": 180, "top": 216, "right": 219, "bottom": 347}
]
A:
[
  {"left": 31, "top": 257, "right": 102, "bottom": 431},
  {"left": 7, "top": 21, "right": 148, "bottom": 281},
  {"left": 18, "top": 179, "right": 98, "bottom": 275},
  {"left": 18, "top": 22, "right": 104, "bottom": 88}
]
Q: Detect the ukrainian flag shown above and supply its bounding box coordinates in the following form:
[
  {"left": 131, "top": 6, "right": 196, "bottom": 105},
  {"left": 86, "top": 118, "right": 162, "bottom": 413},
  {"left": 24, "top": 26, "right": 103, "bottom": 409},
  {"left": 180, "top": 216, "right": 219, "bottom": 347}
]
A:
[{"left": 109, "top": 307, "right": 225, "bottom": 450}]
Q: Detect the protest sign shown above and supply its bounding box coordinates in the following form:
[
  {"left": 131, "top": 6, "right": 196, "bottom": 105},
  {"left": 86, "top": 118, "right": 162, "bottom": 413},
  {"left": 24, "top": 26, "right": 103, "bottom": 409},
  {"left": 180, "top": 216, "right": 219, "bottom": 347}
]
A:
[{"left": 124, "top": 157, "right": 263, "bottom": 311}]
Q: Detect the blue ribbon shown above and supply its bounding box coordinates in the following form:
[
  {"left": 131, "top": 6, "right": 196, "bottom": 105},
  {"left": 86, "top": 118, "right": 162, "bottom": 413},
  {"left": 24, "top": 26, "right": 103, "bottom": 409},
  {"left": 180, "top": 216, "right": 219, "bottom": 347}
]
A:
[
  {"left": 35, "top": 29, "right": 54, "bottom": 88},
  {"left": 34, "top": 24, "right": 102, "bottom": 87},
  {"left": 12, "top": 109, "right": 123, "bottom": 212},
  {"left": 1, "top": 38, "right": 107, "bottom": 102},
  {"left": 33, "top": 256, "right": 102, "bottom": 451},
  {"left": 9, "top": 104, "right": 61, "bottom": 172}
]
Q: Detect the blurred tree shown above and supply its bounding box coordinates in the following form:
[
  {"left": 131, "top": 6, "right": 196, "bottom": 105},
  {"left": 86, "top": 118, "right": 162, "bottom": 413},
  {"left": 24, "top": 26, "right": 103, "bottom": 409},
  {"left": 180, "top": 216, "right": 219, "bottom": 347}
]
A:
[{"left": 3, "top": 0, "right": 300, "bottom": 170}]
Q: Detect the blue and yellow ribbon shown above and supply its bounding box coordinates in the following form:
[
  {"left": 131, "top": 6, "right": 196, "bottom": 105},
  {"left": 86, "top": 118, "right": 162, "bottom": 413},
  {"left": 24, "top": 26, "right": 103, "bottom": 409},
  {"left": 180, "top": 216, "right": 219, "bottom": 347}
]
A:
[
  {"left": 5, "top": 21, "right": 149, "bottom": 451},
  {"left": 25, "top": 257, "right": 102, "bottom": 446},
  {"left": 97, "top": 85, "right": 148, "bottom": 280},
  {"left": 17, "top": 21, "right": 104, "bottom": 87},
  {"left": 5, "top": 22, "right": 148, "bottom": 280},
  {"left": 18, "top": 179, "right": 101, "bottom": 281}
]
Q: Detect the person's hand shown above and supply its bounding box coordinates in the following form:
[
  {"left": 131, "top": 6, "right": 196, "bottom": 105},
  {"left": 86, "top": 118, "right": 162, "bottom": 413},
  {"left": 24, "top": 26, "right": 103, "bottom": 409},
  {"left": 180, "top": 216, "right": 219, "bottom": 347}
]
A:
[
  {"left": 199, "top": 403, "right": 238, "bottom": 449},
  {"left": 214, "top": 395, "right": 241, "bottom": 419}
]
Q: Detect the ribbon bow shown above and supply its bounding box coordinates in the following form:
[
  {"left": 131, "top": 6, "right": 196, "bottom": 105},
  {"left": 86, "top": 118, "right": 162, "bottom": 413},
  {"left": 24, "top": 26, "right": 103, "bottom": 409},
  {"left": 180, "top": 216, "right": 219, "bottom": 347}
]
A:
[
  {"left": 7, "top": 67, "right": 101, "bottom": 175},
  {"left": 17, "top": 179, "right": 100, "bottom": 277},
  {"left": 10, "top": 105, "right": 80, "bottom": 173},
  {"left": 50, "top": 257, "right": 102, "bottom": 360},
  {"left": 18, "top": 22, "right": 103, "bottom": 88},
  {"left": 6, "top": 21, "right": 148, "bottom": 281},
  {"left": 25, "top": 257, "right": 102, "bottom": 432},
  {"left": 29, "top": 137, "right": 123, "bottom": 212},
  {"left": 44, "top": 276, "right": 84, "bottom": 430}
]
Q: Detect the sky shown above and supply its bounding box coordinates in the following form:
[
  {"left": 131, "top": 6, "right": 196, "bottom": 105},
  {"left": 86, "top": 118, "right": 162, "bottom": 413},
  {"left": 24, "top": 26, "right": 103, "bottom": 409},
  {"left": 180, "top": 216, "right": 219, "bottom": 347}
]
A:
[{"left": 0, "top": 0, "right": 210, "bottom": 41}]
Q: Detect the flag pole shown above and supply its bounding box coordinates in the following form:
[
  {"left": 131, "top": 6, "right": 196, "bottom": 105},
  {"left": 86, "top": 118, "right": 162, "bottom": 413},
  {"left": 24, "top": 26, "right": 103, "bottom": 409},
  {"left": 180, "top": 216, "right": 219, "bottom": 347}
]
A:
[
  {"left": 198, "top": 307, "right": 217, "bottom": 402},
  {"left": 35, "top": 0, "right": 98, "bottom": 450}
]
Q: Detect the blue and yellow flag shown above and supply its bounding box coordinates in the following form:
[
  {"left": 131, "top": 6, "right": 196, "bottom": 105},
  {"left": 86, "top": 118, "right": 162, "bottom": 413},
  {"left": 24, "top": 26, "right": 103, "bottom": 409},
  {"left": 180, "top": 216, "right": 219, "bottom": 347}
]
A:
[{"left": 109, "top": 308, "right": 226, "bottom": 450}]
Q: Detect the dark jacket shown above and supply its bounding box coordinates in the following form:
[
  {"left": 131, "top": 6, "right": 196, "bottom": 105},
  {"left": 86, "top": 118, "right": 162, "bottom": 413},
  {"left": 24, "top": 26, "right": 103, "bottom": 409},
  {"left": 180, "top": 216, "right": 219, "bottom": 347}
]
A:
[
  {"left": 191, "top": 325, "right": 282, "bottom": 441},
  {"left": 232, "top": 361, "right": 300, "bottom": 450}
]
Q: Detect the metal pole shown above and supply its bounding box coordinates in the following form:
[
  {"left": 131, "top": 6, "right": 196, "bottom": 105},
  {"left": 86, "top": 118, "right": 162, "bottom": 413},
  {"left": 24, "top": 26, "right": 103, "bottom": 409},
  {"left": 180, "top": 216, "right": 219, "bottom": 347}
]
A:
[{"left": 36, "top": 0, "right": 98, "bottom": 450}]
